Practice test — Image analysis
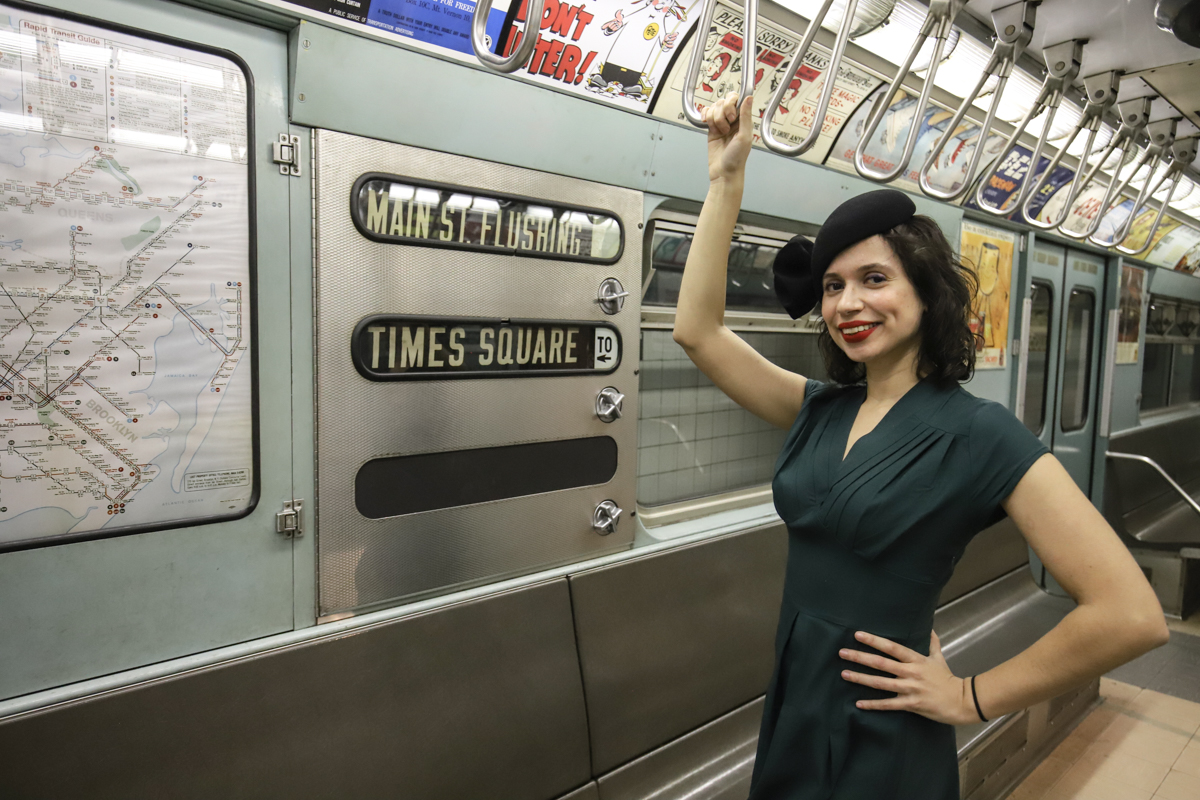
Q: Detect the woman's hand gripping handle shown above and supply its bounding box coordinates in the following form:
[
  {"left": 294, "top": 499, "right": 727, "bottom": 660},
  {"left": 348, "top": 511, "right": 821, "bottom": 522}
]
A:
[{"left": 705, "top": 92, "right": 754, "bottom": 184}]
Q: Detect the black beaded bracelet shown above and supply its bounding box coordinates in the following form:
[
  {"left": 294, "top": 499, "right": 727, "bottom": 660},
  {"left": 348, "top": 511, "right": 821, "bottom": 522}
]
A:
[{"left": 971, "top": 675, "right": 988, "bottom": 722}]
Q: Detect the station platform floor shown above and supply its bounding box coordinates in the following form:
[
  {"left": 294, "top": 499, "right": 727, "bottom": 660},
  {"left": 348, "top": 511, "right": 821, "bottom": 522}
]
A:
[{"left": 1005, "top": 613, "right": 1200, "bottom": 800}]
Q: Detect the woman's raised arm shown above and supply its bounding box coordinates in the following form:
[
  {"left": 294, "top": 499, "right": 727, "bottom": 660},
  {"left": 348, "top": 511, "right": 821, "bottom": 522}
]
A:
[{"left": 672, "top": 93, "right": 810, "bottom": 430}]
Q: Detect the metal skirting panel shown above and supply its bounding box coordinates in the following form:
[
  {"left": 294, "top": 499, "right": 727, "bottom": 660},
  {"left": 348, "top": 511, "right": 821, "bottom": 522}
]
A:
[
  {"left": 597, "top": 698, "right": 763, "bottom": 800},
  {"left": 962, "top": 681, "right": 1099, "bottom": 800},
  {"left": 938, "top": 518, "right": 1031, "bottom": 606},
  {"left": 0, "top": 579, "right": 592, "bottom": 800},
  {"left": 569, "top": 524, "right": 786, "bottom": 775},
  {"left": 312, "top": 130, "right": 643, "bottom": 614},
  {"left": 558, "top": 783, "right": 601, "bottom": 800}
]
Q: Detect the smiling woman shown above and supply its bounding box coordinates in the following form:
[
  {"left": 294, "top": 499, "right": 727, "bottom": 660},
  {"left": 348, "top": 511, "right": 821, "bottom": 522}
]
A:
[
  {"left": 815, "top": 215, "right": 980, "bottom": 387},
  {"left": 670, "top": 91, "right": 1169, "bottom": 800}
]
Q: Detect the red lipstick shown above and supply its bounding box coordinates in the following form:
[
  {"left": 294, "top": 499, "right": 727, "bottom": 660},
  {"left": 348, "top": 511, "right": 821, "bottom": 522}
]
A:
[{"left": 838, "top": 320, "right": 880, "bottom": 343}]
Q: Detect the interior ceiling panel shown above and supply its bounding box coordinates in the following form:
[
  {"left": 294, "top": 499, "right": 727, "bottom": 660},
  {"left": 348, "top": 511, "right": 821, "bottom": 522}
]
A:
[
  {"left": 963, "top": 0, "right": 1200, "bottom": 76},
  {"left": 961, "top": 0, "right": 1200, "bottom": 176},
  {"left": 1130, "top": 60, "right": 1200, "bottom": 131}
]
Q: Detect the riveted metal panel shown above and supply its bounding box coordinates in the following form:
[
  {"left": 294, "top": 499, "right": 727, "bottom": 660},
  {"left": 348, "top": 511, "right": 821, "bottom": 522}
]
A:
[
  {"left": 313, "top": 130, "right": 642, "bottom": 615},
  {"left": 0, "top": 579, "right": 592, "bottom": 800}
]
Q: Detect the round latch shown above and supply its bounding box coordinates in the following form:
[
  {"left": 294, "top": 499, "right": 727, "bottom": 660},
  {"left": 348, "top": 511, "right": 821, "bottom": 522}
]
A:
[
  {"left": 595, "top": 387, "right": 624, "bottom": 422},
  {"left": 597, "top": 278, "right": 629, "bottom": 315},
  {"left": 593, "top": 500, "right": 622, "bottom": 535}
]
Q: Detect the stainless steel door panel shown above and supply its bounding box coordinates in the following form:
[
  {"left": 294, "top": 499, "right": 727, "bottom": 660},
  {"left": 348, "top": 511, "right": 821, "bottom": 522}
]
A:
[
  {"left": 313, "top": 130, "right": 642, "bottom": 614},
  {"left": 0, "top": 579, "right": 591, "bottom": 800},
  {"left": 569, "top": 525, "right": 786, "bottom": 774}
]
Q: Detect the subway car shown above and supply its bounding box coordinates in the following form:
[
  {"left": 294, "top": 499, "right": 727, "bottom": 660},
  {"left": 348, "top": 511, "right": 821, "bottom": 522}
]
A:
[{"left": 0, "top": 0, "right": 1197, "bottom": 797}]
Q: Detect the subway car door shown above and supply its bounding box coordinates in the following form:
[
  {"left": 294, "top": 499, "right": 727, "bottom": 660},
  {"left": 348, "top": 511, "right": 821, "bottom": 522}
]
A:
[
  {"left": 1022, "top": 241, "right": 1105, "bottom": 592},
  {"left": 0, "top": 0, "right": 297, "bottom": 700},
  {"left": 1023, "top": 243, "right": 1105, "bottom": 491}
]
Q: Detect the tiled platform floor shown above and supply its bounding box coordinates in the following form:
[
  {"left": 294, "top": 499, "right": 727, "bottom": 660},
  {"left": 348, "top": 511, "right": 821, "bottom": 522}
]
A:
[{"left": 1006, "top": 624, "right": 1200, "bottom": 800}]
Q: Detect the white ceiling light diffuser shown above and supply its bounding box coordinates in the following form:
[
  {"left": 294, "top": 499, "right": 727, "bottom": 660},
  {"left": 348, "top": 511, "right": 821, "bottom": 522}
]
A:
[
  {"left": 775, "top": 0, "right": 895, "bottom": 38},
  {"left": 852, "top": 0, "right": 958, "bottom": 70}
]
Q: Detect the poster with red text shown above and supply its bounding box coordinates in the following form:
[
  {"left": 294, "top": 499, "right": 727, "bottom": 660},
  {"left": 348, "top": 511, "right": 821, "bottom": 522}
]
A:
[
  {"left": 648, "top": 0, "right": 881, "bottom": 163},
  {"left": 496, "top": 0, "right": 701, "bottom": 111}
]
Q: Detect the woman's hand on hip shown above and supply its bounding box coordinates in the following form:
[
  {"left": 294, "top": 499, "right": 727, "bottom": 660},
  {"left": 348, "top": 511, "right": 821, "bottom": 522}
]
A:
[
  {"left": 839, "top": 630, "right": 979, "bottom": 726},
  {"left": 704, "top": 92, "right": 753, "bottom": 184}
]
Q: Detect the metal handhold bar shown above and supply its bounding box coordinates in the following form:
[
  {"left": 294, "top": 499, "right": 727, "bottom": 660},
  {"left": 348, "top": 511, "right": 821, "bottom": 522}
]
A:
[
  {"left": 760, "top": 0, "right": 858, "bottom": 155},
  {"left": 681, "top": 0, "right": 760, "bottom": 128},
  {"left": 917, "top": 0, "right": 1036, "bottom": 201},
  {"left": 850, "top": 0, "right": 966, "bottom": 181},
  {"left": 1057, "top": 97, "right": 1152, "bottom": 240},
  {"left": 1116, "top": 137, "right": 1198, "bottom": 256},
  {"left": 1107, "top": 452, "right": 1200, "bottom": 520},
  {"left": 1090, "top": 118, "right": 1179, "bottom": 248},
  {"left": 471, "top": 0, "right": 547, "bottom": 73},
  {"left": 973, "top": 39, "right": 1084, "bottom": 217},
  {"left": 1021, "top": 70, "right": 1120, "bottom": 229}
]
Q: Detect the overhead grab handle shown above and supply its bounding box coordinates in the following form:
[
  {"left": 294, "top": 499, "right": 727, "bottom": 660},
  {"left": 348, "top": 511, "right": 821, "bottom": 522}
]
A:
[
  {"left": 1090, "top": 118, "right": 1179, "bottom": 248},
  {"left": 1020, "top": 70, "right": 1120, "bottom": 229},
  {"left": 850, "top": 0, "right": 966, "bottom": 182},
  {"left": 917, "top": 0, "right": 1035, "bottom": 201},
  {"left": 471, "top": 0, "right": 547, "bottom": 73},
  {"left": 1056, "top": 97, "right": 1153, "bottom": 240},
  {"left": 681, "top": 0, "right": 760, "bottom": 128},
  {"left": 973, "top": 39, "right": 1084, "bottom": 217},
  {"left": 1116, "top": 137, "right": 1198, "bottom": 256},
  {"left": 760, "top": 0, "right": 859, "bottom": 156}
]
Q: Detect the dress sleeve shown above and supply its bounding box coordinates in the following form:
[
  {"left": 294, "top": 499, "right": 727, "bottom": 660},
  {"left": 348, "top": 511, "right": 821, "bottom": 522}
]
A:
[{"left": 968, "top": 400, "right": 1051, "bottom": 522}]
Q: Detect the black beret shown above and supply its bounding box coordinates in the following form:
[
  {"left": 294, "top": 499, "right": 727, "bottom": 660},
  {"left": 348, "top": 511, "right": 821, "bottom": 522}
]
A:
[{"left": 772, "top": 189, "right": 916, "bottom": 319}]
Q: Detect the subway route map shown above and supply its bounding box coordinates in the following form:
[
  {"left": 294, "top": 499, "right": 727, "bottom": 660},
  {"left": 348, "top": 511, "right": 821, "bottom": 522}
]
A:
[{"left": 0, "top": 6, "right": 254, "bottom": 545}]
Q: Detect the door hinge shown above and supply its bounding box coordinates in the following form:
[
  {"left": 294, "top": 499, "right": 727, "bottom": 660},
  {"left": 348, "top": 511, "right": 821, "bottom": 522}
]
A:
[
  {"left": 272, "top": 133, "right": 302, "bottom": 177},
  {"left": 276, "top": 499, "right": 303, "bottom": 537}
]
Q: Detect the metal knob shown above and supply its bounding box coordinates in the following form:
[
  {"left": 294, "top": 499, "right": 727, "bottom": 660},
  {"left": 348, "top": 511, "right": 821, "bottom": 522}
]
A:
[
  {"left": 595, "top": 387, "right": 624, "bottom": 422},
  {"left": 592, "top": 500, "right": 622, "bottom": 535},
  {"left": 597, "top": 278, "right": 628, "bottom": 315}
]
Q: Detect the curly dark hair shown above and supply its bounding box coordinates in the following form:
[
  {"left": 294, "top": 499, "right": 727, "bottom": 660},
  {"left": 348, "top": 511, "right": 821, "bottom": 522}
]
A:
[{"left": 815, "top": 215, "right": 983, "bottom": 387}]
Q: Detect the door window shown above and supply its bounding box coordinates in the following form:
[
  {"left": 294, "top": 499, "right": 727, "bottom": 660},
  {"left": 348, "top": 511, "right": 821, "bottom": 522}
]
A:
[
  {"left": 1060, "top": 289, "right": 1095, "bottom": 432},
  {"left": 640, "top": 221, "right": 824, "bottom": 509},
  {"left": 1022, "top": 281, "right": 1052, "bottom": 435}
]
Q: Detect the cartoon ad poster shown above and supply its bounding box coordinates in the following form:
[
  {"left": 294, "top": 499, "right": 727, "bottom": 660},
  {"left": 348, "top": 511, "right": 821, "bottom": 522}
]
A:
[
  {"left": 650, "top": 0, "right": 881, "bottom": 163},
  {"left": 495, "top": 0, "right": 698, "bottom": 111},
  {"left": 280, "top": 0, "right": 509, "bottom": 56},
  {"left": 826, "top": 85, "right": 1007, "bottom": 197},
  {"left": 960, "top": 220, "right": 1015, "bottom": 369},
  {"left": 1117, "top": 264, "right": 1145, "bottom": 364}
]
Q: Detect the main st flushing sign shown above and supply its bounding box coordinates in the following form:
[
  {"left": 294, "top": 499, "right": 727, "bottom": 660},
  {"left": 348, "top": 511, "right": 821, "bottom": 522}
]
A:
[
  {"left": 349, "top": 174, "right": 624, "bottom": 381},
  {"left": 351, "top": 173, "right": 623, "bottom": 262}
]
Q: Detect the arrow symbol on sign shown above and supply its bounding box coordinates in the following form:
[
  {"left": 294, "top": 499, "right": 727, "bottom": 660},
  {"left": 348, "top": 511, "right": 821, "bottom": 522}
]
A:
[{"left": 597, "top": 354, "right": 611, "bottom": 363}]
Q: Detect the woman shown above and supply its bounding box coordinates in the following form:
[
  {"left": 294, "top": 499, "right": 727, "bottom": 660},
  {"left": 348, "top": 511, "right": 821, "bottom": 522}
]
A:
[{"left": 672, "top": 93, "right": 1169, "bottom": 799}]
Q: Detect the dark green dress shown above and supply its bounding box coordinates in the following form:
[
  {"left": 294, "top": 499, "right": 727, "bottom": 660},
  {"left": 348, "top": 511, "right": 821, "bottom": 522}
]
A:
[{"left": 750, "top": 376, "right": 1049, "bottom": 799}]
